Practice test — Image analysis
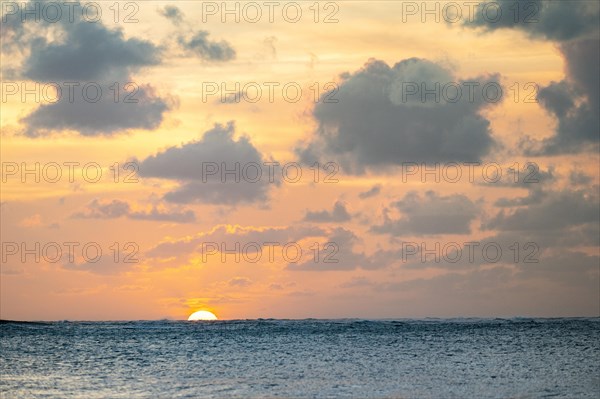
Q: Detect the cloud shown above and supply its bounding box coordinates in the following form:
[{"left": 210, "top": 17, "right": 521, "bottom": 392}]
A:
[
  {"left": 487, "top": 166, "right": 555, "bottom": 207},
  {"left": 18, "top": 214, "right": 43, "bottom": 227},
  {"left": 340, "top": 276, "right": 373, "bottom": 288},
  {"left": 399, "top": 227, "right": 600, "bottom": 289},
  {"left": 3, "top": 1, "right": 172, "bottom": 136},
  {"left": 287, "top": 227, "right": 382, "bottom": 271},
  {"left": 480, "top": 165, "right": 555, "bottom": 189},
  {"left": 519, "top": 250, "right": 599, "bottom": 277},
  {"left": 5, "top": 1, "right": 236, "bottom": 136},
  {"left": 464, "top": 0, "right": 599, "bottom": 42},
  {"left": 381, "top": 189, "right": 598, "bottom": 275},
  {"left": 569, "top": 170, "right": 593, "bottom": 186},
  {"left": 303, "top": 201, "right": 351, "bottom": 223},
  {"left": 158, "top": 5, "right": 236, "bottom": 61},
  {"left": 22, "top": 18, "right": 161, "bottom": 82},
  {"left": 484, "top": 189, "right": 599, "bottom": 232},
  {"left": 524, "top": 39, "right": 599, "bottom": 155},
  {"left": 228, "top": 277, "right": 252, "bottom": 287},
  {"left": 62, "top": 254, "right": 140, "bottom": 275},
  {"left": 146, "top": 224, "right": 327, "bottom": 260},
  {"left": 380, "top": 264, "right": 599, "bottom": 316},
  {"left": 263, "top": 36, "right": 277, "bottom": 59},
  {"left": 296, "top": 58, "right": 499, "bottom": 173},
  {"left": 178, "top": 31, "right": 236, "bottom": 61},
  {"left": 129, "top": 208, "right": 196, "bottom": 224},
  {"left": 371, "top": 191, "right": 480, "bottom": 236},
  {"left": 494, "top": 187, "right": 547, "bottom": 208},
  {"left": 358, "top": 184, "right": 381, "bottom": 199},
  {"left": 73, "top": 199, "right": 130, "bottom": 218},
  {"left": 2, "top": 1, "right": 161, "bottom": 82},
  {"left": 138, "top": 122, "right": 277, "bottom": 205},
  {"left": 396, "top": 195, "right": 597, "bottom": 271},
  {"left": 0, "top": 2, "right": 29, "bottom": 53},
  {"left": 21, "top": 84, "right": 172, "bottom": 136},
  {"left": 71, "top": 199, "right": 196, "bottom": 223},
  {"left": 462, "top": 1, "right": 599, "bottom": 155},
  {"left": 158, "top": 5, "right": 184, "bottom": 23}
]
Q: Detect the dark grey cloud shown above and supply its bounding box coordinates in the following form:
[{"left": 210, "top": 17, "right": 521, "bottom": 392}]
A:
[
  {"left": 303, "top": 201, "right": 351, "bottom": 223},
  {"left": 23, "top": 19, "right": 160, "bottom": 82},
  {"left": 71, "top": 199, "right": 196, "bottom": 223},
  {"left": 178, "top": 31, "right": 236, "bottom": 62},
  {"left": 0, "top": 2, "right": 29, "bottom": 53},
  {"left": 158, "top": 5, "right": 184, "bottom": 23},
  {"left": 2, "top": 1, "right": 172, "bottom": 136},
  {"left": 494, "top": 186, "right": 547, "bottom": 208},
  {"left": 297, "top": 58, "right": 498, "bottom": 173},
  {"left": 72, "top": 199, "right": 129, "bottom": 219},
  {"left": 386, "top": 189, "right": 598, "bottom": 274},
  {"left": 1, "top": 1, "right": 160, "bottom": 82},
  {"left": 358, "top": 184, "right": 382, "bottom": 199},
  {"left": 287, "top": 227, "right": 395, "bottom": 271},
  {"left": 489, "top": 166, "right": 555, "bottom": 207},
  {"left": 481, "top": 165, "right": 555, "bottom": 189},
  {"left": 21, "top": 84, "right": 172, "bottom": 136},
  {"left": 462, "top": 189, "right": 600, "bottom": 274},
  {"left": 371, "top": 191, "right": 480, "bottom": 236},
  {"left": 569, "top": 170, "right": 593, "bottom": 186},
  {"left": 518, "top": 249, "right": 599, "bottom": 278},
  {"left": 379, "top": 265, "right": 599, "bottom": 316},
  {"left": 525, "top": 39, "right": 599, "bottom": 155},
  {"left": 464, "top": 0, "right": 599, "bottom": 42},
  {"left": 463, "top": 1, "right": 599, "bottom": 155},
  {"left": 484, "top": 189, "right": 599, "bottom": 232},
  {"left": 399, "top": 232, "right": 538, "bottom": 270},
  {"left": 157, "top": 5, "right": 235, "bottom": 61},
  {"left": 4, "top": 2, "right": 232, "bottom": 136},
  {"left": 399, "top": 228, "right": 600, "bottom": 298},
  {"left": 138, "top": 122, "right": 277, "bottom": 205}
]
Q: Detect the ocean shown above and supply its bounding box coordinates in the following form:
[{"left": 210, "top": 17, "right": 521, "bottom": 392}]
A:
[{"left": 1, "top": 318, "right": 599, "bottom": 398}]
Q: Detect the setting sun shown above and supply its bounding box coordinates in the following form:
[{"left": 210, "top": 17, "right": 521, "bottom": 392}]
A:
[{"left": 187, "top": 311, "right": 218, "bottom": 321}]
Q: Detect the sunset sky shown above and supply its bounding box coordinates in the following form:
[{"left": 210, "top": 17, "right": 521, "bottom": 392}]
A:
[{"left": 1, "top": 0, "right": 598, "bottom": 320}]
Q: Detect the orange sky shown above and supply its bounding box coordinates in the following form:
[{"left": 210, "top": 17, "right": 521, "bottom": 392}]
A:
[{"left": 1, "top": 0, "right": 599, "bottom": 320}]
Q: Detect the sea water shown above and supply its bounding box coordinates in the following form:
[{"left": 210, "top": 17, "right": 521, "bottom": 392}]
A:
[{"left": 1, "top": 318, "right": 599, "bottom": 398}]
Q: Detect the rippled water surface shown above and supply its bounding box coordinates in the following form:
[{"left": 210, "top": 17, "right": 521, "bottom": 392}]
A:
[{"left": 1, "top": 319, "right": 599, "bottom": 398}]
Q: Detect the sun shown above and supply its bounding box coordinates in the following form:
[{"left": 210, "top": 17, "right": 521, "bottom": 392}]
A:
[{"left": 187, "top": 310, "right": 218, "bottom": 321}]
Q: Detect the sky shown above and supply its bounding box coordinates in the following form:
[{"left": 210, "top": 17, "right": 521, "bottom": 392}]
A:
[{"left": 0, "top": 0, "right": 599, "bottom": 320}]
